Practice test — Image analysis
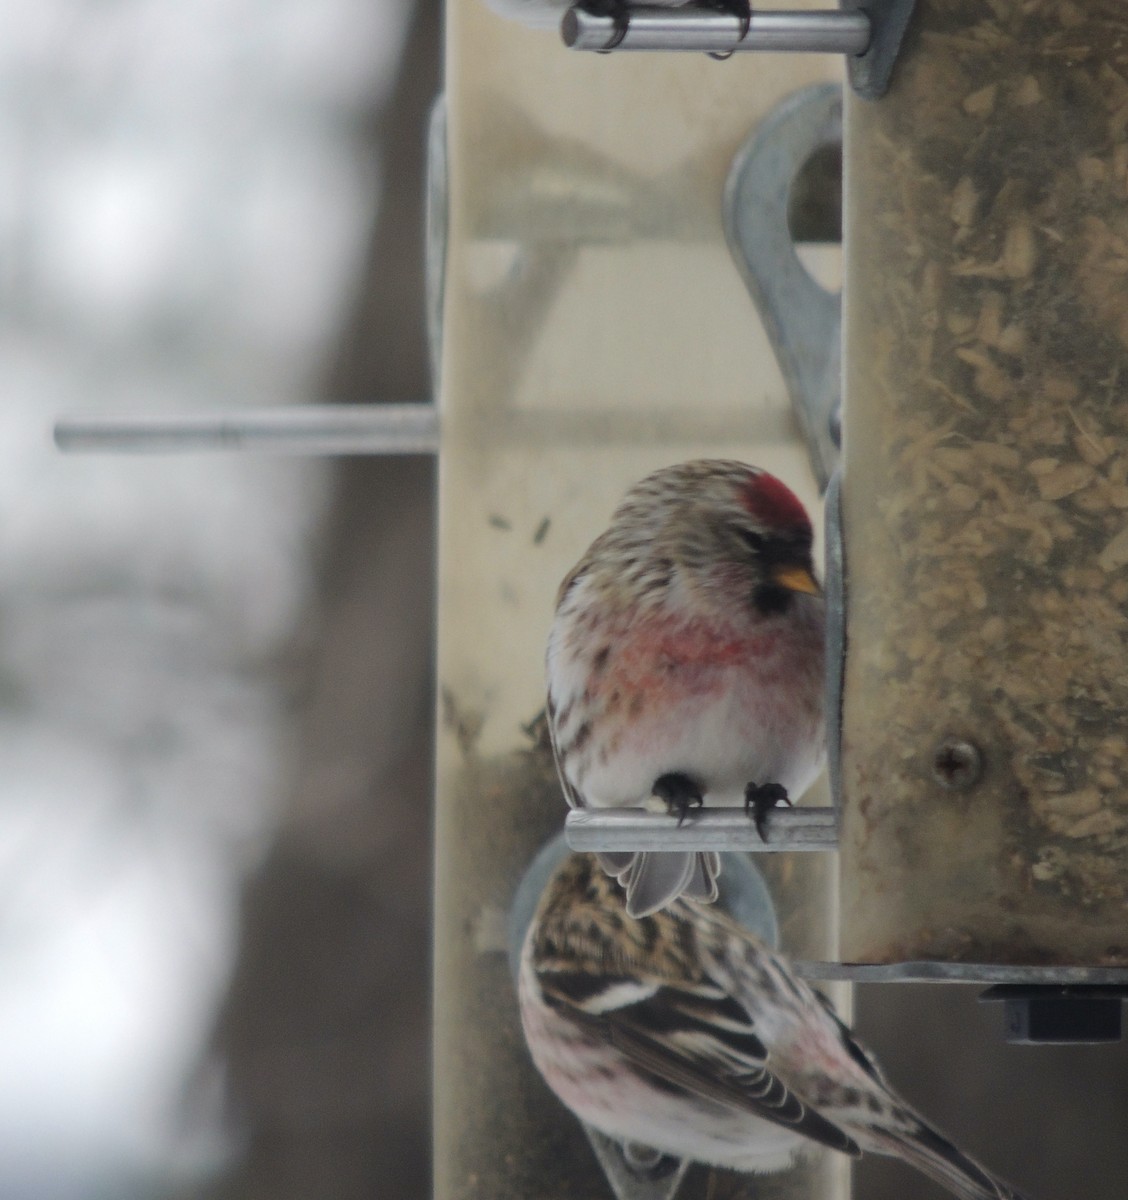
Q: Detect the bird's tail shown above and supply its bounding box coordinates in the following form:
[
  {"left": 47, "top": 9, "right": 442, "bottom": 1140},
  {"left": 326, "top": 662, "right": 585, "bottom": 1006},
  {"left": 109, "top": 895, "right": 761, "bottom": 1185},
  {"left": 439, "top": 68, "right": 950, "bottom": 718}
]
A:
[
  {"left": 870, "top": 1117, "right": 1030, "bottom": 1200},
  {"left": 615, "top": 851, "right": 720, "bottom": 918}
]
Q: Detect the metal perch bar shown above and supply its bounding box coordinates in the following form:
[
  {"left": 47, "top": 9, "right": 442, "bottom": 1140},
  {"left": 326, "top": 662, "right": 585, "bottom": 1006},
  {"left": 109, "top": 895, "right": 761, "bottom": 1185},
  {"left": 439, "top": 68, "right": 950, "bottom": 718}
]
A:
[
  {"left": 53, "top": 404, "right": 440, "bottom": 455},
  {"left": 565, "top": 806, "right": 838, "bottom": 852},
  {"left": 561, "top": 7, "right": 870, "bottom": 55},
  {"left": 792, "top": 961, "right": 1128, "bottom": 984}
]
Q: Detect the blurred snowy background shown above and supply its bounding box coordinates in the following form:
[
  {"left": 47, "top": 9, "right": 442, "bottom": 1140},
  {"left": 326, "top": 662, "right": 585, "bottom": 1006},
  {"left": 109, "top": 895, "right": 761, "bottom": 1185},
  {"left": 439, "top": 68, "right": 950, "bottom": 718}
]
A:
[
  {"left": 8, "top": 2, "right": 1128, "bottom": 1200},
  {"left": 1, "top": 1, "right": 437, "bottom": 1197}
]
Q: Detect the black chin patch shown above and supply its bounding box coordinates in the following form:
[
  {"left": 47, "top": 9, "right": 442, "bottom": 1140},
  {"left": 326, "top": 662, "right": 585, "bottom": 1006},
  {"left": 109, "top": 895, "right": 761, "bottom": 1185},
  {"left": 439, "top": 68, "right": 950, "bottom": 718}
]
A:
[{"left": 753, "top": 584, "right": 793, "bottom": 616}]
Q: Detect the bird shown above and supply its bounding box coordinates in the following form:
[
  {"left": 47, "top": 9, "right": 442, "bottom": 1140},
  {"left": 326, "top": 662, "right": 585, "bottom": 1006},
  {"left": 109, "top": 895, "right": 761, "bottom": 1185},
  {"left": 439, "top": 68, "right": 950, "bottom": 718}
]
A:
[
  {"left": 545, "top": 459, "right": 825, "bottom": 917},
  {"left": 519, "top": 853, "right": 1032, "bottom": 1200}
]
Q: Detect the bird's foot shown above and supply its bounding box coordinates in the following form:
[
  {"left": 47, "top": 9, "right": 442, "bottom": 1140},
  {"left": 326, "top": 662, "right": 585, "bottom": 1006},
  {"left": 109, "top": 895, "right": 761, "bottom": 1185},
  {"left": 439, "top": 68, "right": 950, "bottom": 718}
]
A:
[
  {"left": 707, "top": 0, "right": 751, "bottom": 59},
  {"left": 652, "top": 772, "right": 705, "bottom": 826},
  {"left": 744, "top": 781, "right": 791, "bottom": 841},
  {"left": 578, "top": 0, "right": 631, "bottom": 51}
]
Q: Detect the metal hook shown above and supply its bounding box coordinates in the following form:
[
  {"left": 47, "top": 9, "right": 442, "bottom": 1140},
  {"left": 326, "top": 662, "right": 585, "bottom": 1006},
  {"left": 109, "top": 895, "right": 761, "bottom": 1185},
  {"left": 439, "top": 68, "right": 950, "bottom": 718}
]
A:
[{"left": 723, "top": 83, "right": 843, "bottom": 492}]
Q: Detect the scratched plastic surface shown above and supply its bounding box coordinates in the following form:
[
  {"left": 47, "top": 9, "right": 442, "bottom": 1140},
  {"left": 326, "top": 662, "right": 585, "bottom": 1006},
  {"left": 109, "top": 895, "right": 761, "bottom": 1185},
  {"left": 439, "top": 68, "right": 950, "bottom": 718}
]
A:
[
  {"left": 840, "top": 0, "right": 1128, "bottom": 966},
  {"left": 433, "top": 0, "right": 849, "bottom": 1197}
]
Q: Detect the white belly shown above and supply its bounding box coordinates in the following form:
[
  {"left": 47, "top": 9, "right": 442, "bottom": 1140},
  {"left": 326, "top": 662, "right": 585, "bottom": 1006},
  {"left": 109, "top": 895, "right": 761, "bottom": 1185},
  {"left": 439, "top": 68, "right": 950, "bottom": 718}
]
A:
[{"left": 580, "top": 669, "right": 823, "bottom": 808}]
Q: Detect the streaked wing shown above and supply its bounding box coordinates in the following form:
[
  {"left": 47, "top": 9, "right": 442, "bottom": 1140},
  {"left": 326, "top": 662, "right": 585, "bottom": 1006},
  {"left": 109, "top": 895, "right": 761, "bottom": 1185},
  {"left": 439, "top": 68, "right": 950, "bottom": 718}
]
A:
[
  {"left": 816, "top": 995, "right": 891, "bottom": 1088},
  {"left": 541, "top": 973, "right": 860, "bottom": 1158}
]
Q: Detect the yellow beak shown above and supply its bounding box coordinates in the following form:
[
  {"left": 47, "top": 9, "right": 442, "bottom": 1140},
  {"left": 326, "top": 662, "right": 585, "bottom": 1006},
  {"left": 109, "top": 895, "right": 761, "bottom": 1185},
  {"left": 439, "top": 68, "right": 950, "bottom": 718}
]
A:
[{"left": 771, "top": 564, "right": 821, "bottom": 595}]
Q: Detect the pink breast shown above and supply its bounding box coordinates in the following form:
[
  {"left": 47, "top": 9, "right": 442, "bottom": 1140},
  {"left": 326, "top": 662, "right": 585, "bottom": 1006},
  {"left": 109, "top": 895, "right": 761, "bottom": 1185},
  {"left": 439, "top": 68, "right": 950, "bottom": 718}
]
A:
[{"left": 609, "top": 613, "right": 779, "bottom": 696}]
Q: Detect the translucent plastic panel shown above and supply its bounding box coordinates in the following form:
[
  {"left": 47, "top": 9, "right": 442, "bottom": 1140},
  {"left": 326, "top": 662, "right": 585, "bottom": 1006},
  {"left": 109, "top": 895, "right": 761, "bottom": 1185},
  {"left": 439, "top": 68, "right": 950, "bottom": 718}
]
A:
[{"left": 434, "top": 1, "right": 848, "bottom": 1197}]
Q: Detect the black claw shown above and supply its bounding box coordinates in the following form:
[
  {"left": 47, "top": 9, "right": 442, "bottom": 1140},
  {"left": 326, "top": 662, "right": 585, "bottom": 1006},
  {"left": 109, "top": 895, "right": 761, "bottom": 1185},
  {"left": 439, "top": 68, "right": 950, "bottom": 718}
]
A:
[
  {"left": 745, "top": 781, "right": 791, "bottom": 841},
  {"left": 652, "top": 772, "right": 705, "bottom": 826},
  {"left": 707, "top": 0, "right": 751, "bottom": 60},
  {"left": 578, "top": 0, "right": 631, "bottom": 50},
  {"left": 605, "top": 10, "right": 629, "bottom": 50}
]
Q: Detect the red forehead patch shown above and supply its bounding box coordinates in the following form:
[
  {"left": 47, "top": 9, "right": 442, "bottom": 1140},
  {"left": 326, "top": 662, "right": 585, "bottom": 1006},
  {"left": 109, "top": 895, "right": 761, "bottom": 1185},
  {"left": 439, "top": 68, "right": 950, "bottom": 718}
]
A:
[{"left": 739, "top": 471, "right": 811, "bottom": 531}]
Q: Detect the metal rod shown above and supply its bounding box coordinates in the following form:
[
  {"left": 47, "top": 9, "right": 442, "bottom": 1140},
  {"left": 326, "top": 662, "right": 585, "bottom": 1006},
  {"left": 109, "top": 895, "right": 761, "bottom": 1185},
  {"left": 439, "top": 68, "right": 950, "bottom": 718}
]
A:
[
  {"left": 792, "top": 961, "right": 1128, "bottom": 985},
  {"left": 565, "top": 806, "right": 838, "bottom": 853},
  {"left": 562, "top": 7, "right": 870, "bottom": 55},
  {"left": 53, "top": 404, "right": 440, "bottom": 455}
]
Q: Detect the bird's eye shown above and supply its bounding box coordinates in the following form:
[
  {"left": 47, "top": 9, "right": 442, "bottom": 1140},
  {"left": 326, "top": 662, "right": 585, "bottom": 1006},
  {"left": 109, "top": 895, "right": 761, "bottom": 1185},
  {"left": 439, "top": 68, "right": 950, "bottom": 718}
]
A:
[{"left": 739, "top": 529, "right": 765, "bottom": 553}]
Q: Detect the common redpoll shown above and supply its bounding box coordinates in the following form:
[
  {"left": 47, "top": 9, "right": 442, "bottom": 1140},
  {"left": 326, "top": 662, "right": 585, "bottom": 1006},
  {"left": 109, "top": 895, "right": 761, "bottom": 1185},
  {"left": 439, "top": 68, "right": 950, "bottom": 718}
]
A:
[
  {"left": 546, "top": 460, "right": 824, "bottom": 917},
  {"left": 519, "top": 854, "right": 1031, "bottom": 1200}
]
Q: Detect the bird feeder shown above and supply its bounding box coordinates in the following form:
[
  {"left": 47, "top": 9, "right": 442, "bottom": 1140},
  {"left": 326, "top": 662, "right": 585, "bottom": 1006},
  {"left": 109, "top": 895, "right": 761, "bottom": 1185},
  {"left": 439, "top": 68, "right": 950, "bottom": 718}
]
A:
[{"left": 839, "top": 0, "right": 1128, "bottom": 983}]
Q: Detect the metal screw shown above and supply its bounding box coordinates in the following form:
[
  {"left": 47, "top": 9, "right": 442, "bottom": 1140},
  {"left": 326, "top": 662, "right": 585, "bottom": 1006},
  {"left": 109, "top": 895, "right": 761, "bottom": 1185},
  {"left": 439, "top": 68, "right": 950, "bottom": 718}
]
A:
[{"left": 932, "top": 738, "right": 982, "bottom": 790}]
